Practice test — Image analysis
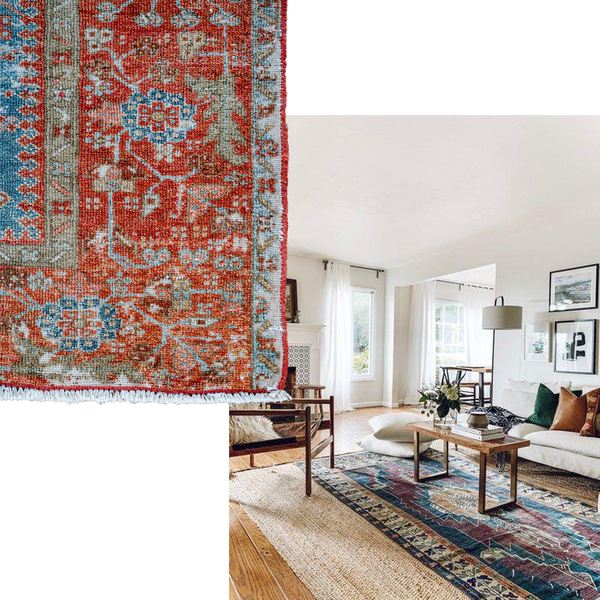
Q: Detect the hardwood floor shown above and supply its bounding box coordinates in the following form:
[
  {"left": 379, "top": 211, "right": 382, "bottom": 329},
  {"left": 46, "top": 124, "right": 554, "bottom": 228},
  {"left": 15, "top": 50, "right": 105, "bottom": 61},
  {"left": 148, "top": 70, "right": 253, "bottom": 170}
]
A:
[{"left": 229, "top": 405, "right": 419, "bottom": 600}]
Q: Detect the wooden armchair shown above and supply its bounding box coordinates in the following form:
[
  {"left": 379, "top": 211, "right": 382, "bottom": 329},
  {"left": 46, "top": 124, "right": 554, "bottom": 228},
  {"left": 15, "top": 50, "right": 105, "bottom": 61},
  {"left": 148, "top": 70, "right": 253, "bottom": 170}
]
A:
[{"left": 229, "top": 396, "right": 335, "bottom": 496}]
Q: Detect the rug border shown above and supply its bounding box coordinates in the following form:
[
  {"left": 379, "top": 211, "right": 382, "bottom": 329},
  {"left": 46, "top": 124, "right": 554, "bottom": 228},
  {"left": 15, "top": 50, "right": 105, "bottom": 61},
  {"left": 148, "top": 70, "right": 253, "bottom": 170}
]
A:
[{"left": 277, "top": 0, "right": 290, "bottom": 395}]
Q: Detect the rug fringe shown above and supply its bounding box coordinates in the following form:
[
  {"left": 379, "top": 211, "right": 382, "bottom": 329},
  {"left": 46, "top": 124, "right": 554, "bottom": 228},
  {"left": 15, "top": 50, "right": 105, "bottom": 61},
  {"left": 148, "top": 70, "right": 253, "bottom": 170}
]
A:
[{"left": 0, "top": 386, "right": 291, "bottom": 405}]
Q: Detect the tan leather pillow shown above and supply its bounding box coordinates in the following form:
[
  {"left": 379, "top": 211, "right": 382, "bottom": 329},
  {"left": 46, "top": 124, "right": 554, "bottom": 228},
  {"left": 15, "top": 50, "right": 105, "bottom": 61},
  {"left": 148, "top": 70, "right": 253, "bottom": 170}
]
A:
[
  {"left": 550, "top": 388, "right": 588, "bottom": 432},
  {"left": 580, "top": 388, "right": 600, "bottom": 437}
]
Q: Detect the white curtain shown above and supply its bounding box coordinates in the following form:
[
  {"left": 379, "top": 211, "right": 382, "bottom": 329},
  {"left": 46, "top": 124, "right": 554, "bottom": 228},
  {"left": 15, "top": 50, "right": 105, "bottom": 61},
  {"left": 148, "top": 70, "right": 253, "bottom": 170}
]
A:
[
  {"left": 321, "top": 262, "right": 353, "bottom": 413},
  {"left": 462, "top": 286, "right": 495, "bottom": 367},
  {"left": 405, "top": 281, "right": 436, "bottom": 404}
]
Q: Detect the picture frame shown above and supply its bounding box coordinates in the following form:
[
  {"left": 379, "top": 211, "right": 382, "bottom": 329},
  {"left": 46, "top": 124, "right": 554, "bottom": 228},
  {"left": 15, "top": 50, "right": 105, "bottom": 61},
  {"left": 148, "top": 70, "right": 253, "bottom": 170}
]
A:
[
  {"left": 285, "top": 279, "right": 298, "bottom": 323},
  {"left": 549, "top": 264, "right": 599, "bottom": 312},
  {"left": 554, "top": 319, "right": 597, "bottom": 375},
  {"left": 524, "top": 322, "right": 551, "bottom": 362}
]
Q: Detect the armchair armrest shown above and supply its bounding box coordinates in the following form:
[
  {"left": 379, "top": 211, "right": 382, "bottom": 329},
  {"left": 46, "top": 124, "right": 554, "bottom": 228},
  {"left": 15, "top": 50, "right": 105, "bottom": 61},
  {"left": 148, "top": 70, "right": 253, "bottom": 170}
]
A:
[
  {"left": 229, "top": 409, "right": 307, "bottom": 417},
  {"left": 288, "top": 397, "right": 334, "bottom": 406}
]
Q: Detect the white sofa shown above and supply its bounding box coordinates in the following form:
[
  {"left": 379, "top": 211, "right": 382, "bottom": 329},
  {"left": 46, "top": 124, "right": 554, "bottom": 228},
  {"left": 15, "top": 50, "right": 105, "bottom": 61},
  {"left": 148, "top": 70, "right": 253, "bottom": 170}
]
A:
[{"left": 498, "top": 380, "right": 600, "bottom": 480}]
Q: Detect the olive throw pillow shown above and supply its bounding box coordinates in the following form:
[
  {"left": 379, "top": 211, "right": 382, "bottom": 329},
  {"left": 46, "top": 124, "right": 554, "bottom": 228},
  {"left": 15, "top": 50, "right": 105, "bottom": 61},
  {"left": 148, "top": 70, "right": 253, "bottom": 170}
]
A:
[
  {"left": 550, "top": 388, "right": 588, "bottom": 433},
  {"left": 580, "top": 388, "right": 600, "bottom": 437},
  {"left": 526, "top": 384, "right": 560, "bottom": 429}
]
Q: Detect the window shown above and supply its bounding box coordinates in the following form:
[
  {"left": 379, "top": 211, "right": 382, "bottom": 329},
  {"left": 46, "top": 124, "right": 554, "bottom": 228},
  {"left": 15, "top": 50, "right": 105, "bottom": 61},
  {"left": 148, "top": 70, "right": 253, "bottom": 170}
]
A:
[
  {"left": 352, "top": 288, "right": 374, "bottom": 378},
  {"left": 435, "top": 301, "right": 465, "bottom": 369}
]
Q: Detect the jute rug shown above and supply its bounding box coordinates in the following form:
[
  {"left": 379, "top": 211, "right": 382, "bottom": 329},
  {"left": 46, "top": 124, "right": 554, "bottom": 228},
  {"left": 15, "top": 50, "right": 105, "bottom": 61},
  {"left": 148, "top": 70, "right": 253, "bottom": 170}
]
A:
[
  {"left": 0, "top": 0, "right": 288, "bottom": 403},
  {"left": 230, "top": 450, "right": 600, "bottom": 600}
]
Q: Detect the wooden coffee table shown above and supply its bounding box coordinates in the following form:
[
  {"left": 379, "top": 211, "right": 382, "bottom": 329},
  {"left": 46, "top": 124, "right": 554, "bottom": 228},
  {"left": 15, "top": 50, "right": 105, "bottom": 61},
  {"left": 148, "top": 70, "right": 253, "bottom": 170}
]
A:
[{"left": 406, "top": 422, "right": 530, "bottom": 514}]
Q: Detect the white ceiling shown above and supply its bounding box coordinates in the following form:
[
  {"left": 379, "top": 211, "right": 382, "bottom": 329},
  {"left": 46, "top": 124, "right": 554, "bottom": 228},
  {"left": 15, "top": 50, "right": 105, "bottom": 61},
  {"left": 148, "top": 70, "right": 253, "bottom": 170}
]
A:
[{"left": 287, "top": 116, "right": 600, "bottom": 270}]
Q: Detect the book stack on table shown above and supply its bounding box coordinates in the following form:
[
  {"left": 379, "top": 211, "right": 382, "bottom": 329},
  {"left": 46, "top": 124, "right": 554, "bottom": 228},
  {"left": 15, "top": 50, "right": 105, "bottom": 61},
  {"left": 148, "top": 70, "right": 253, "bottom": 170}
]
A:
[{"left": 451, "top": 424, "right": 505, "bottom": 441}]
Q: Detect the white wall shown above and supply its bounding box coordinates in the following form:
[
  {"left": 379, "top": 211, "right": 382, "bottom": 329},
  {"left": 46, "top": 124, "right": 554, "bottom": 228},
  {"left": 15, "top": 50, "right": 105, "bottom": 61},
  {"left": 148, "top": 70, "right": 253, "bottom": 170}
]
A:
[
  {"left": 383, "top": 209, "right": 600, "bottom": 406},
  {"left": 287, "top": 255, "right": 386, "bottom": 407}
]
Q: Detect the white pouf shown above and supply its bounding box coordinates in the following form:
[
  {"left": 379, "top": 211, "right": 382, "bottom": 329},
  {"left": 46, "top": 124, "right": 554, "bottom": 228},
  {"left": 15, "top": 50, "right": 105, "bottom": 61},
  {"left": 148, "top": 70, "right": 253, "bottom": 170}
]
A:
[
  {"left": 368, "top": 412, "right": 437, "bottom": 443},
  {"left": 358, "top": 434, "right": 432, "bottom": 458}
]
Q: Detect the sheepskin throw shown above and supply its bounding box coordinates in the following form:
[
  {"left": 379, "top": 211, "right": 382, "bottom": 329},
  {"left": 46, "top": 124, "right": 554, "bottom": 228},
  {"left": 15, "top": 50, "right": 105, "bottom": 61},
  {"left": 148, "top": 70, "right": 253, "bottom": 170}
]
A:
[
  {"left": 229, "top": 403, "right": 280, "bottom": 445},
  {"left": 0, "top": 0, "right": 288, "bottom": 403}
]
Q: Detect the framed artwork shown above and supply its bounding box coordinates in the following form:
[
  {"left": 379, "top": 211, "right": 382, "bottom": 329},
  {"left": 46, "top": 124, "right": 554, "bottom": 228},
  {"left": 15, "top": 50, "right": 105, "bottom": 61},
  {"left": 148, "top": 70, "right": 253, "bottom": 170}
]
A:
[
  {"left": 549, "top": 264, "right": 599, "bottom": 312},
  {"left": 554, "top": 319, "right": 597, "bottom": 375},
  {"left": 285, "top": 279, "right": 298, "bottom": 323},
  {"left": 524, "top": 323, "right": 551, "bottom": 362}
]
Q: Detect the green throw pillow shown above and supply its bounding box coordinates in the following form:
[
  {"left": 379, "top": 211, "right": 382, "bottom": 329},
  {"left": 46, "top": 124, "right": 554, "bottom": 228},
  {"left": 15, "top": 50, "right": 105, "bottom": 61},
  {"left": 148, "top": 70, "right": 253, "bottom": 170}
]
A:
[{"left": 526, "top": 384, "right": 559, "bottom": 429}]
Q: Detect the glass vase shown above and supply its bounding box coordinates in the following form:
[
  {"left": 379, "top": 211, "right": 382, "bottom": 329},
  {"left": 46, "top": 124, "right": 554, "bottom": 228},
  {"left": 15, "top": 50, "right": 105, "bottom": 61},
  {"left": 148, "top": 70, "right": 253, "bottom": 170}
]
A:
[{"left": 433, "top": 408, "right": 458, "bottom": 429}]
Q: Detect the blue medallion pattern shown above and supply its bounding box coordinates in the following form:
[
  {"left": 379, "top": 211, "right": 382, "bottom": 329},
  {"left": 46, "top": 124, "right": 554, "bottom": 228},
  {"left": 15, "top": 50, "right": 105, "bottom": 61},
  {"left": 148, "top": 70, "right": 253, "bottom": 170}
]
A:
[
  {"left": 36, "top": 297, "right": 122, "bottom": 352},
  {"left": 122, "top": 89, "right": 196, "bottom": 144}
]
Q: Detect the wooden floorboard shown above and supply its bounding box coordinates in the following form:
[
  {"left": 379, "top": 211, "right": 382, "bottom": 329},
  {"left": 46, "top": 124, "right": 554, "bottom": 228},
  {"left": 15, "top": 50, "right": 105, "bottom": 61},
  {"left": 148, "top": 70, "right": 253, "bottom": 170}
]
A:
[
  {"left": 230, "top": 500, "right": 316, "bottom": 600},
  {"left": 229, "top": 501, "right": 288, "bottom": 600},
  {"left": 229, "top": 406, "right": 418, "bottom": 600}
]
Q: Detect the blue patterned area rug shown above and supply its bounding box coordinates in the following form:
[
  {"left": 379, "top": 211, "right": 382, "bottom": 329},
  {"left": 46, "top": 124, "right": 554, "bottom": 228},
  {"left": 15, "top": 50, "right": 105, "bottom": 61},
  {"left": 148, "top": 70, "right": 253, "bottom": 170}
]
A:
[{"left": 311, "top": 451, "right": 600, "bottom": 600}]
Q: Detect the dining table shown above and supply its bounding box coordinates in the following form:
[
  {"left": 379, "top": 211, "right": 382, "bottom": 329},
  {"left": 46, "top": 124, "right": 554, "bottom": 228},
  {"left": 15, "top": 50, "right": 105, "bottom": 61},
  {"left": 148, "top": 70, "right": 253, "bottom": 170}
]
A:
[{"left": 439, "top": 365, "right": 492, "bottom": 408}]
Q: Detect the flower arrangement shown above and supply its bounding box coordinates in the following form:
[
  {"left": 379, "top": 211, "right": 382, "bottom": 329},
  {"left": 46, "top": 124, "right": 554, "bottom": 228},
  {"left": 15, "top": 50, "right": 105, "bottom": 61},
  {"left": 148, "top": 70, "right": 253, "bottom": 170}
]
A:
[{"left": 418, "top": 383, "right": 461, "bottom": 427}]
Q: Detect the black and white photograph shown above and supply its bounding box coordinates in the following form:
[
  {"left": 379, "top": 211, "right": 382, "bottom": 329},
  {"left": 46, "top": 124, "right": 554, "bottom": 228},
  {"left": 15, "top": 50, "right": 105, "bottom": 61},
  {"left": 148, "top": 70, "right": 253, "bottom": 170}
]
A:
[
  {"left": 549, "top": 264, "right": 599, "bottom": 312},
  {"left": 554, "top": 319, "right": 597, "bottom": 374},
  {"left": 524, "top": 323, "right": 551, "bottom": 362}
]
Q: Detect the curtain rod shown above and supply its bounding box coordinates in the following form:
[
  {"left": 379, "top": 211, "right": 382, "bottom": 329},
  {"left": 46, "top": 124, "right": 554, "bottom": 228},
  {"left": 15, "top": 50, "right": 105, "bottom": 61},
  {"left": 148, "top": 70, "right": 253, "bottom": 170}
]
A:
[
  {"left": 323, "top": 260, "right": 385, "bottom": 278},
  {"left": 436, "top": 279, "right": 495, "bottom": 291}
]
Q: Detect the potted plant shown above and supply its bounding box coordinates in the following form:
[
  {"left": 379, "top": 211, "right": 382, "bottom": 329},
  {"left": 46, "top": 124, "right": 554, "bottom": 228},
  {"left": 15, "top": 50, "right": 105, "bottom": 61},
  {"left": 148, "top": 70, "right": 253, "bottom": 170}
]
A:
[{"left": 418, "top": 383, "right": 461, "bottom": 428}]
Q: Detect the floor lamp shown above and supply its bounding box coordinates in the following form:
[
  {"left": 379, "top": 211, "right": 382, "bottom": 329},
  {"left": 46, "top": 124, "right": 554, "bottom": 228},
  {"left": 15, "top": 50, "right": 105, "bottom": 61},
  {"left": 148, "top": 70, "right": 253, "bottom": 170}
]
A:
[{"left": 482, "top": 296, "right": 523, "bottom": 405}]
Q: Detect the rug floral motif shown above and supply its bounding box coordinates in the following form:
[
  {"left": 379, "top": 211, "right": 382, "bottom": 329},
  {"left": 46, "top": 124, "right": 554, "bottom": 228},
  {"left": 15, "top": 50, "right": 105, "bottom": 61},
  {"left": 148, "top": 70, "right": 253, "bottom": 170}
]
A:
[
  {"left": 0, "top": 0, "right": 288, "bottom": 401},
  {"left": 312, "top": 451, "right": 600, "bottom": 600}
]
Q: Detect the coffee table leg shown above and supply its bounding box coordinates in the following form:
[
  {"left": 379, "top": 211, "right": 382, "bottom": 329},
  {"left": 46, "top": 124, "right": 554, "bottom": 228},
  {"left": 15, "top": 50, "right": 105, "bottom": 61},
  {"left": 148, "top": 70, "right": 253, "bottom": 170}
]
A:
[
  {"left": 478, "top": 449, "right": 519, "bottom": 514},
  {"left": 478, "top": 453, "right": 487, "bottom": 513},
  {"left": 510, "top": 448, "right": 518, "bottom": 503},
  {"left": 414, "top": 433, "right": 449, "bottom": 483},
  {"left": 413, "top": 431, "right": 420, "bottom": 481}
]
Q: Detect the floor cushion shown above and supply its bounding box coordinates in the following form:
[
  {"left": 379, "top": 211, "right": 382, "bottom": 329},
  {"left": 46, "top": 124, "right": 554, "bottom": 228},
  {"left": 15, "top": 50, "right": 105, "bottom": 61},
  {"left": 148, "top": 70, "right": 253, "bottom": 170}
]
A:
[
  {"left": 369, "top": 412, "right": 435, "bottom": 442},
  {"left": 358, "top": 434, "right": 432, "bottom": 458},
  {"left": 526, "top": 430, "right": 600, "bottom": 460}
]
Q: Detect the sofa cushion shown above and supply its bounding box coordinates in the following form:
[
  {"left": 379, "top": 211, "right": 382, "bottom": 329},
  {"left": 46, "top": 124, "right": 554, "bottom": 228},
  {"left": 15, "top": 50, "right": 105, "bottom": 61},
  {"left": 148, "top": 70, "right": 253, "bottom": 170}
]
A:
[
  {"left": 550, "top": 388, "right": 587, "bottom": 432},
  {"left": 369, "top": 412, "right": 435, "bottom": 442},
  {"left": 580, "top": 386, "right": 600, "bottom": 434},
  {"left": 497, "top": 380, "right": 572, "bottom": 418},
  {"left": 508, "top": 422, "right": 548, "bottom": 439},
  {"left": 526, "top": 384, "right": 559, "bottom": 429},
  {"left": 518, "top": 443, "right": 600, "bottom": 480},
  {"left": 581, "top": 388, "right": 600, "bottom": 437},
  {"left": 358, "top": 434, "right": 431, "bottom": 458},
  {"left": 526, "top": 430, "right": 600, "bottom": 460}
]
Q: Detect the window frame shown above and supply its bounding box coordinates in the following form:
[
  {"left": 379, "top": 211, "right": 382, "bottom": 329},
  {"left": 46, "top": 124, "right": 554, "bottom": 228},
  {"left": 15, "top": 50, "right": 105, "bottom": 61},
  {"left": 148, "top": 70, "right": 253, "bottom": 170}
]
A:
[
  {"left": 434, "top": 299, "right": 466, "bottom": 370},
  {"left": 351, "top": 286, "right": 375, "bottom": 382}
]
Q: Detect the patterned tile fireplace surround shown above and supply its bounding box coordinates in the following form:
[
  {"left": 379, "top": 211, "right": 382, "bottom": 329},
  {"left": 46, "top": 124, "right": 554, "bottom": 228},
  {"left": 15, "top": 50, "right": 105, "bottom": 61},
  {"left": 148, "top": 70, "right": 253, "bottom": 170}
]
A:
[{"left": 286, "top": 324, "right": 325, "bottom": 390}]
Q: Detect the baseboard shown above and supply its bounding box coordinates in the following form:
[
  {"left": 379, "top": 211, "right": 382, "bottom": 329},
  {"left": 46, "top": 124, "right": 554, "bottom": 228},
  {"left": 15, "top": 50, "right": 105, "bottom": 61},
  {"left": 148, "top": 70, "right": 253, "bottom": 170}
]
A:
[{"left": 351, "top": 401, "right": 386, "bottom": 409}]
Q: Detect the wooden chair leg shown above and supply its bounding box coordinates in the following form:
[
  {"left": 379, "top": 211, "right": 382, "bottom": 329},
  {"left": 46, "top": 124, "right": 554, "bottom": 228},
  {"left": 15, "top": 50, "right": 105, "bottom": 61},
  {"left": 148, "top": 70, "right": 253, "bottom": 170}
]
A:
[
  {"left": 249, "top": 454, "right": 255, "bottom": 468},
  {"left": 305, "top": 405, "right": 312, "bottom": 496},
  {"left": 329, "top": 396, "right": 335, "bottom": 469}
]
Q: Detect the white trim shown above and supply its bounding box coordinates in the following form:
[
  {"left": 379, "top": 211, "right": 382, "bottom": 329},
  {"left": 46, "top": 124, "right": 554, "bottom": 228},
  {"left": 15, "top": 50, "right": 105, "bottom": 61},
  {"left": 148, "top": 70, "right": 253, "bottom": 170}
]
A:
[
  {"left": 351, "top": 286, "right": 375, "bottom": 381},
  {"left": 350, "top": 400, "right": 384, "bottom": 408},
  {"left": 0, "top": 387, "right": 291, "bottom": 405}
]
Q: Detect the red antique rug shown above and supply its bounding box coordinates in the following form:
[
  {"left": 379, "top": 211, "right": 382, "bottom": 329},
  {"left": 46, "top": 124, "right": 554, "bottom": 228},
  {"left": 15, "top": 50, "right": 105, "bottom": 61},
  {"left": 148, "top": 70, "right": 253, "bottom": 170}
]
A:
[{"left": 0, "top": 0, "right": 288, "bottom": 403}]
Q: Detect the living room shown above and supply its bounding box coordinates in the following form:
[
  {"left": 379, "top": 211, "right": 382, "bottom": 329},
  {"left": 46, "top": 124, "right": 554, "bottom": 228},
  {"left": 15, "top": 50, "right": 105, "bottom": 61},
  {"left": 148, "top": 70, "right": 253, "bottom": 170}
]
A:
[{"left": 230, "top": 116, "right": 600, "bottom": 600}]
